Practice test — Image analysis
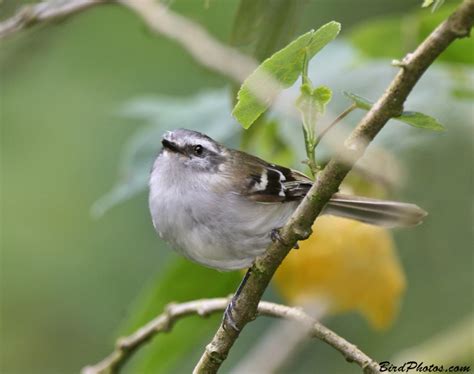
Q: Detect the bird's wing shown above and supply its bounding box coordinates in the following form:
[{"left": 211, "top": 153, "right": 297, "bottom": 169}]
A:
[{"left": 233, "top": 151, "right": 313, "bottom": 203}]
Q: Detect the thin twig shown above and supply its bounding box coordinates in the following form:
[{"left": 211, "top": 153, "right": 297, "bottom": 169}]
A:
[
  {"left": 117, "top": 0, "right": 258, "bottom": 83},
  {"left": 0, "top": 0, "right": 287, "bottom": 126},
  {"left": 0, "top": 0, "right": 258, "bottom": 83},
  {"left": 230, "top": 302, "right": 329, "bottom": 374},
  {"left": 315, "top": 103, "right": 357, "bottom": 147},
  {"left": 194, "top": 1, "right": 474, "bottom": 373},
  {"left": 0, "top": 0, "right": 277, "bottom": 104},
  {"left": 0, "top": 0, "right": 401, "bottom": 186},
  {"left": 0, "top": 0, "right": 109, "bottom": 39},
  {"left": 82, "top": 298, "right": 379, "bottom": 374},
  {"left": 118, "top": 0, "right": 286, "bottom": 115}
]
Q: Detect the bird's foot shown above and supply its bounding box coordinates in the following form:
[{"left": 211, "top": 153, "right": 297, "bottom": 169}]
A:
[
  {"left": 223, "top": 296, "right": 240, "bottom": 332},
  {"left": 271, "top": 228, "right": 299, "bottom": 249}
]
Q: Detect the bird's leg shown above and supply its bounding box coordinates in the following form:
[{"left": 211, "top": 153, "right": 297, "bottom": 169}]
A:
[
  {"left": 223, "top": 226, "right": 305, "bottom": 331},
  {"left": 271, "top": 228, "right": 299, "bottom": 249},
  {"left": 223, "top": 267, "right": 252, "bottom": 332}
]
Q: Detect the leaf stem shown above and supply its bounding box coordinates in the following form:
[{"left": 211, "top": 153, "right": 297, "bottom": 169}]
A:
[
  {"left": 303, "top": 126, "right": 318, "bottom": 176},
  {"left": 301, "top": 47, "right": 311, "bottom": 85},
  {"left": 314, "top": 103, "right": 356, "bottom": 147}
]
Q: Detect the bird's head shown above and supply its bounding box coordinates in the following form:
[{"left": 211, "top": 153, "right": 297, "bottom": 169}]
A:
[{"left": 160, "top": 129, "right": 226, "bottom": 172}]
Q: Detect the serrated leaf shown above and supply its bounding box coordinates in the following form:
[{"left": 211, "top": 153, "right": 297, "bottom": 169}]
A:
[
  {"left": 343, "top": 91, "right": 372, "bottom": 110},
  {"left": 232, "top": 21, "right": 341, "bottom": 129},
  {"left": 344, "top": 91, "right": 445, "bottom": 132},
  {"left": 397, "top": 111, "right": 445, "bottom": 131}
]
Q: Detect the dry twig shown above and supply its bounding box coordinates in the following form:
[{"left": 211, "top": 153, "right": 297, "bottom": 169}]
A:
[
  {"left": 82, "top": 298, "right": 379, "bottom": 374},
  {"left": 0, "top": 0, "right": 108, "bottom": 39}
]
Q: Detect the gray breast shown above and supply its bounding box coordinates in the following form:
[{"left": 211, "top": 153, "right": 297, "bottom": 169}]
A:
[{"left": 148, "top": 153, "right": 297, "bottom": 270}]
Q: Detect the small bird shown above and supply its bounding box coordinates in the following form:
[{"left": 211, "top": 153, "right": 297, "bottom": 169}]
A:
[{"left": 149, "top": 129, "right": 427, "bottom": 272}]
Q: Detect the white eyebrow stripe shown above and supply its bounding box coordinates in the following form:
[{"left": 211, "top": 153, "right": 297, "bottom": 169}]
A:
[{"left": 192, "top": 139, "right": 219, "bottom": 153}]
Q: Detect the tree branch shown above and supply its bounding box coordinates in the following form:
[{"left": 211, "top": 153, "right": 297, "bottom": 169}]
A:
[
  {"left": 82, "top": 298, "right": 379, "bottom": 374},
  {"left": 117, "top": 0, "right": 257, "bottom": 83},
  {"left": 0, "top": 0, "right": 283, "bottom": 123},
  {"left": 0, "top": 0, "right": 108, "bottom": 39},
  {"left": 194, "top": 1, "right": 474, "bottom": 373},
  {"left": 3, "top": 0, "right": 473, "bottom": 372}
]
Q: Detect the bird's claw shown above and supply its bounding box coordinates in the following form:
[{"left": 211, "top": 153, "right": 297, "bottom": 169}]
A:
[
  {"left": 223, "top": 297, "right": 240, "bottom": 332},
  {"left": 270, "top": 227, "right": 283, "bottom": 243},
  {"left": 271, "top": 228, "right": 299, "bottom": 249}
]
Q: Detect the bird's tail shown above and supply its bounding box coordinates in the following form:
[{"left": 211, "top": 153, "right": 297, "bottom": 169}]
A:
[{"left": 324, "top": 193, "right": 428, "bottom": 228}]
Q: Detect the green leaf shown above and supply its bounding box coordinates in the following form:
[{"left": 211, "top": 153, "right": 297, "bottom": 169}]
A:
[
  {"left": 232, "top": 21, "right": 341, "bottom": 129},
  {"left": 397, "top": 111, "right": 446, "bottom": 131},
  {"left": 343, "top": 91, "right": 372, "bottom": 110},
  {"left": 344, "top": 91, "right": 446, "bottom": 132},
  {"left": 296, "top": 84, "right": 332, "bottom": 173},
  {"left": 296, "top": 84, "right": 332, "bottom": 140},
  {"left": 314, "top": 85, "right": 332, "bottom": 104},
  {"left": 229, "top": 0, "right": 309, "bottom": 105}
]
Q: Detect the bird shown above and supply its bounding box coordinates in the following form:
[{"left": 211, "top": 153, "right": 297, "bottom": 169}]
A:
[{"left": 149, "top": 128, "right": 427, "bottom": 272}]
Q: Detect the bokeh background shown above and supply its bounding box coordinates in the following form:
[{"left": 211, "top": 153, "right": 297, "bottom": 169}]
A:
[{"left": 1, "top": 0, "right": 473, "bottom": 373}]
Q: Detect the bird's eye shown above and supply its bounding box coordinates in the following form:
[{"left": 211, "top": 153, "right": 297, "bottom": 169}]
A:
[{"left": 193, "top": 144, "right": 204, "bottom": 156}]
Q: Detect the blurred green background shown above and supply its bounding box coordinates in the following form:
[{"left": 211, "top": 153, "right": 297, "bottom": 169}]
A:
[{"left": 1, "top": 0, "right": 473, "bottom": 373}]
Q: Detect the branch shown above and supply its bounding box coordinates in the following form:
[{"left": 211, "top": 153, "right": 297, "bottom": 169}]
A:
[
  {"left": 117, "top": 0, "right": 258, "bottom": 83},
  {"left": 82, "top": 298, "right": 378, "bottom": 374},
  {"left": 230, "top": 302, "right": 329, "bottom": 374},
  {"left": 315, "top": 103, "right": 357, "bottom": 147},
  {"left": 118, "top": 0, "right": 285, "bottom": 114},
  {"left": 0, "top": 0, "right": 108, "bottom": 39},
  {"left": 4, "top": 0, "right": 473, "bottom": 372},
  {"left": 1, "top": 0, "right": 282, "bottom": 122},
  {"left": 194, "top": 1, "right": 474, "bottom": 373}
]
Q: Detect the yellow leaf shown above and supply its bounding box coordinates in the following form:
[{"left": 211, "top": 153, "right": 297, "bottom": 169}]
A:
[{"left": 273, "top": 215, "right": 406, "bottom": 330}]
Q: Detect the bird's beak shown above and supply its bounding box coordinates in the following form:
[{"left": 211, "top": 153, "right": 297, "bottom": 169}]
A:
[{"left": 162, "top": 139, "right": 185, "bottom": 155}]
